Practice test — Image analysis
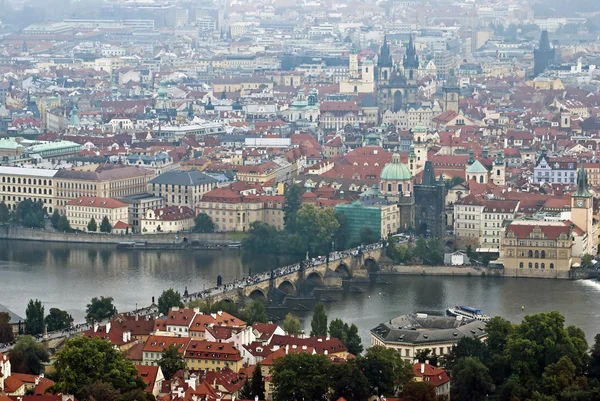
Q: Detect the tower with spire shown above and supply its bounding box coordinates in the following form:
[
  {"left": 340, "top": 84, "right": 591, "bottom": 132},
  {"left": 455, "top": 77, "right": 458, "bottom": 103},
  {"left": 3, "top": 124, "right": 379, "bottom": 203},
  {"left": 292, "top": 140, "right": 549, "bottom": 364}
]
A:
[
  {"left": 492, "top": 149, "right": 505, "bottom": 186},
  {"left": 533, "top": 30, "right": 555, "bottom": 78},
  {"left": 571, "top": 162, "right": 594, "bottom": 255},
  {"left": 376, "top": 33, "right": 421, "bottom": 115},
  {"left": 442, "top": 68, "right": 460, "bottom": 112},
  {"left": 414, "top": 160, "right": 447, "bottom": 239}
]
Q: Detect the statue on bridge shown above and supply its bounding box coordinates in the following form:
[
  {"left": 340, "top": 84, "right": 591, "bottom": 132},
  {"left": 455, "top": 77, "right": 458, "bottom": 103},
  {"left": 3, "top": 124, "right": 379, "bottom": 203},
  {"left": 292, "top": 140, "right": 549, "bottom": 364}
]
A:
[{"left": 217, "top": 275, "right": 223, "bottom": 286}]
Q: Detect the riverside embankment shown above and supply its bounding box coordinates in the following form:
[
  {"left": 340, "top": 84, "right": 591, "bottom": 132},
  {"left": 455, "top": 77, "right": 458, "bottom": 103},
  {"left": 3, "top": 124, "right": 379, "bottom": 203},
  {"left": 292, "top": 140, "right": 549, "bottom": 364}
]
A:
[{"left": 0, "top": 225, "right": 234, "bottom": 245}]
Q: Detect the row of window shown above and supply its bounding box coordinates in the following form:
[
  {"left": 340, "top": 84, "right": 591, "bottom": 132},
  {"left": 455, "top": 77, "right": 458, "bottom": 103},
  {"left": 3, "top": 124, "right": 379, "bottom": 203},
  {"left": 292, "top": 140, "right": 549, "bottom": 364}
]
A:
[
  {"left": 519, "top": 262, "right": 554, "bottom": 269},
  {"left": 1, "top": 177, "right": 51, "bottom": 185},
  {"left": 2, "top": 186, "right": 51, "bottom": 195}
]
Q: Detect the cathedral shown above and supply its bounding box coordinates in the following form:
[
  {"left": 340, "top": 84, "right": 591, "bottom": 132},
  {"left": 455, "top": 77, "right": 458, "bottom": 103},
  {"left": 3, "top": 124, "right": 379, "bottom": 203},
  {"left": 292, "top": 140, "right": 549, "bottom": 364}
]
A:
[{"left": 376, "top": 35, "right": 419, "bottom": 114}]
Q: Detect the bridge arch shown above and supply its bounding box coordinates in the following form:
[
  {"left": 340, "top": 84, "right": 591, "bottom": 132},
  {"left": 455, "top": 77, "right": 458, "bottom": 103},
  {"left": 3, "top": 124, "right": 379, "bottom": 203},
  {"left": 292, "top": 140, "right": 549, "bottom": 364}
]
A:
[
  {"left": 364, "top": 257, "right": 379, "bottom": 272},
  {"left": 306, "top": 271, "right": 324, "bottom": 287},
  {"left": 277, "top": 280, "right": 296, "bottom": 295},
  {"left": 335, "top": 263, "right": 351, "bottom": 278},
  {"left": 248, "top": 288, "right": 267, "bottom": 304}
]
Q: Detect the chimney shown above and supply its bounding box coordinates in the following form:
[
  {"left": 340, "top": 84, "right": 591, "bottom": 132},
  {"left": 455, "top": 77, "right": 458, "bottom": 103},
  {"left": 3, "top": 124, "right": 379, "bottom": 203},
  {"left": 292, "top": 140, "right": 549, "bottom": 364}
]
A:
[
  {"left": 106, "top": 322, "right": 112, "bottom": 333},
  {"left": 211, "top": 313, "right": 217, "bottom": 319},
  {"left": 421, "top": 363, "right": 425, "bottom": 374},
  {"left": 172, "top": 306, "right": 179, "bottom": 311},
  {"left": 93, "top": 322, "right": 99, "bottom": 333},
  {"left": 255, "top": 396, "right": 259, "bottom": 401},
  {"left": 217, "top": 311, "right": 223, "bottom": 316},
  {"left": 193, "top": 307, "right": 200, "bottom": 313},
  {"left": 187, "top": 373, "right": 197, "bottom": 391},
  {"left": 136, "top": 313, "right": 139, "bottom": 321},
  {"left": 35, "top": 376, "right": 40, "bottom": 385}
]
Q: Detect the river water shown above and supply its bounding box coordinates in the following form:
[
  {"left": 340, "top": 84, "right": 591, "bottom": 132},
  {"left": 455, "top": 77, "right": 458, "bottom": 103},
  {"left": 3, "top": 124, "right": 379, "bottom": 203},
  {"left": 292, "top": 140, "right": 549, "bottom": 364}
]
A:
[{"left": 1, "top": 240, "right": 600, "bottom": 345}]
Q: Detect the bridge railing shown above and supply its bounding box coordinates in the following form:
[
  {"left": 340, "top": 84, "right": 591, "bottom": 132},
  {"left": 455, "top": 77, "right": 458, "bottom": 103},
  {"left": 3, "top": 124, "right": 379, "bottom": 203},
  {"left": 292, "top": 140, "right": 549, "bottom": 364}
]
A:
[{"left": 182, "top": 241, "right": 384, "bottom": 303}]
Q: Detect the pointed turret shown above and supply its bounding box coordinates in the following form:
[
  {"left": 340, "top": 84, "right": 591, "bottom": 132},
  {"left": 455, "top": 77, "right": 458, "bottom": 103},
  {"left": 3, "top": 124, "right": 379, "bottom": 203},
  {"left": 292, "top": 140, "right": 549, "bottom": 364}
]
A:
[
  {"left": 533, "top": 30, "right": 555, "bottom": 78},
  {"left": 378, "top": 35, "right": 392, "bottom": 67},
  {"left": 574, "top": 161, "right": 592, "bottom": 198},
  {"left": 467, "top": 148, "right": 474, "bottom": 165},
  {"left": 403, "top": 34, "right": 419, "bottom": 70}
]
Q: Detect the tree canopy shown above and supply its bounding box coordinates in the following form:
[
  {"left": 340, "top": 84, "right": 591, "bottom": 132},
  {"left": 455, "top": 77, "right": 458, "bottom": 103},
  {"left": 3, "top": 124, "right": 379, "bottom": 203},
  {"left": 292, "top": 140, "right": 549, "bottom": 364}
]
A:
[
  {"left": 283, "top": 183, "right": 302, "bottom": 232},
  {"left": 99, "top": 216, "right": 112, "bottom": 233},
  {"left": 310, "top": 302, "right": 328, "bottom": 337},
  {"left": 14, "top": 199, "right": 46, "bottom": 228},
  {"left": 25, "top": 299, "right": 45, "bottom": 336},
  {"left": 8, "top": 335, "right": 49, "bottom": 374},
  {"left": 283, "top": 313, "right": 301, "bottom": 335},
  {"left": 85, "top": 296, "right": 117, "bottom": 323},
  {"left": 45, "top": 308, "right": 73, "bottom": 332},
  {"left": 158, "top": 344, "right": 186, "bottom": 380},
  {"left": 87, "top": 217, "right": 97, "bottom": 232},
  {"left": 157, "top": 288, "right": 183, "bottom": 315},
  {"left": 49, "top": 337, "right": 145, "bottom": 400},
  {"left": 0, "top": 312, "right": 14, "bottom": 343},
  {"left": 355, "top": 345, "right": 414, "bottom": 396},
  {"left": 194, "top": 213, "right": 215, "bottom": 233},
  {"left": 272, "top": 353, "right": 332, "bottom": 401}
]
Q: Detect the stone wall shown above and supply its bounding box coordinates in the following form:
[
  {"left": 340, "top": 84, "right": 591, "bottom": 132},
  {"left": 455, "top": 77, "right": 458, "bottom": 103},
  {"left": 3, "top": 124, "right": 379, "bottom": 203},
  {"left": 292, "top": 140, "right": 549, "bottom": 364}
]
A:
[
  {"left": 382, "top": 264, "right": 576, "bottom": 279},
  {"left": 0, "top": 225, "right": 231, "bottom": 245}
]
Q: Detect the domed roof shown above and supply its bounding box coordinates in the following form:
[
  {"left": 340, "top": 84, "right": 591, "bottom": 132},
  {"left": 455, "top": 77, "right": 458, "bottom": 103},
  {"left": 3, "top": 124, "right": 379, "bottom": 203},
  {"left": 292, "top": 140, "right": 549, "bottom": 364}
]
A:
[
  {"left": 157, "top": 81, "right": 168, "bottom": 97},
  {"left": 380, "top": 153, "right": 412, "bottom": 181},
  {"left": 413, "top": 122, "right": 427, "bottom": 133}
]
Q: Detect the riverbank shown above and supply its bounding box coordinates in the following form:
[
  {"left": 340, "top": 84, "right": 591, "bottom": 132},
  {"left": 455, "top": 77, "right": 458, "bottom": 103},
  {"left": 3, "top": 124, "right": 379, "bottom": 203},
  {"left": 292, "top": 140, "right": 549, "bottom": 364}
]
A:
[
  {"left": 0, "top": 225, "right": 237, "bottom": 245},
  {"left": 379, "top": 264, "right": 596, "bottom": 280}
]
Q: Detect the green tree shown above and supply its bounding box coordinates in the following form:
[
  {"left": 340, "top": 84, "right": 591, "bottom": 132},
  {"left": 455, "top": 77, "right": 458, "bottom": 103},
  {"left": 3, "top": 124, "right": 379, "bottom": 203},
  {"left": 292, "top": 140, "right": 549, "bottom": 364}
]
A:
[
  {"left": 44, "top": 308, "right": 73, "bottom": 332},
  {"left": 194, "top": 213, "right": 215, "bottom": 233},
  {"left": 157, "top": 288, "right": 183, "bottom": 315},
  {"left": 329, "top": 361, "right": 370, "bottom": 401},
  {"left": 296, "top": 204, "right": 339, "bottom": 256},
  {"left": 356, "top": 345, "right": 414, "bottom": 396},
  {"left": 84, "top": 380, "right": 121, "bottom": 401},
  {"left": 48, "top": 337, "right": 145, "bottom": 400},
  {"left": 242, "top": 221, "right": 280, "bottom": 254},
  {"left": 50, "top": 209, "right": 60, "bottom": 228},
  {"left": 85, "top": 296, "right": 117, "bottom": 323},
  {"left": 87, "top": 217, "right": 97, "bottom": 232},
  {"left": 450, "top": 357, "right": 494, "bottom": 401},
  {"left": 251, "top": 362, "right": 265, "bottom": 400},
  {"left": 272, "top": 353, "right": 331, "bottom": 401},
  {"left": 359, "top": 227, "right": 378, "bottom": 245},
  {"left": 187, "top": 299, "right": 209, "bottom": 311},
  {"left": 346, "top": 323, "right": 363, "bottom": 355},
  {"left": 283, "top": 183, "right": 302, "bottom": 232},
  {"left": 0, "top": 201, "right": 9, "bottom": 223},
  {"left": 283, "top": 313, "right": 301, "bottom": 335},
  {"left": 0, "top": 312, "right": 14, "bottom": 343},
  {"left": 310, "top": 302, "right": 327, "bottom": 337},
  {"left": 117, "top": 388, "right": 156, "bottom": 401},
  {"left": 582, "top": 253, "right": 594, "bottom": 268},
  {"left": 401, "top": 381, "right": 438, "bottom": 401},
  {"left": 158, "top": 344, "right": 186, "bottom": 380},
  {"left": 209, "top": 299, "right": 239, "bottom": 317},
  {"left": 56, "top": 215, "right": 72, "bottom": 232},
  {"left": 7, "top": 335, "right": 49, "bottom": 374},
  {"left": 99, "top": 216, "right": 112, "bottom": 233},
  {"left": 14, "top": 199, "right": 46, "bottom": 228},
  {"left": 239, "top": 378, "right": 252, "bottom": 400},
  {"left": 328, "top": 318, "right": 347, "bottom": 343},
  {"left": 590, "top": 334, "right": 600, "bottom": 380},
  {"left": 242, "top": 300, "right": 268, "bottom": 325},
  {"left": 25, "top": 299, "right": 44, "bottom": 336}
]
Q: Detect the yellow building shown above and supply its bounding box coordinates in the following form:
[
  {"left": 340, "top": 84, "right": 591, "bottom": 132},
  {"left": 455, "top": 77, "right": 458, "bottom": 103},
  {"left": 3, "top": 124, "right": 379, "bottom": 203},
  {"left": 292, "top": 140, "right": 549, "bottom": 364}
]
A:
[
  {"left": 54, "top": 165, "right": 153, "bottom": 213},
  {"left": 141, "top": 206, "right": 196, "bottom": 234},
  {"left": 212, "top": 76, "right": 273, "bottom": 95},
  {"left": 235, "top": 162, "right": 280, "bottom": 185},
  {"left": 526, "top": 76, "right": 564, "bottom": 90},
  {"left": 198, "top": 187, "right": 285, "bottom": 232},
  {"left": 0, "top": 166, "right": 58, "bottom": 213},
  {"left": 184, "top": 340, "right": 243, "bottom": 372},
  {"left": 66, "top": 196, "right": 129, "bottom": 231},
  {"left": 502, "top": 221, "right": 575, "bottom": 277}
]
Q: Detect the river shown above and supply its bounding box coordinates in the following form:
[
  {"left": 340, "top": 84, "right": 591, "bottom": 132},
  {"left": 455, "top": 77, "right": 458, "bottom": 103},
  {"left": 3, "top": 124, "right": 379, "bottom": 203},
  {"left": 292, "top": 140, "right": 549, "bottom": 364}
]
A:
[{"left": 1, "top": 240, "right": 600, "bottom": 346}]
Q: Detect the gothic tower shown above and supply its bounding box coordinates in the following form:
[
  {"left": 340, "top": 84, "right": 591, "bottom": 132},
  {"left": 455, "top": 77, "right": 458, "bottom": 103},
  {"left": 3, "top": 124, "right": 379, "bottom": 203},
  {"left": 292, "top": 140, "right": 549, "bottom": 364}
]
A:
[
  {"left": 377, "top": 35, "right": 393, "bottom": 85},
  {"left": 533, "top": 30, "right": 555, "bottom": 78},
  {"left": 442, "top": 69, "right": 460, "bottom": 112},
  {"left": 571, "top": 162, "right": 594, "bottom": 255},
  {"left": 492, "top": 150, "right": 505, "bottom": 186},
  {"left": 402, "top": 34, "right": 419, "bottom": 105}
]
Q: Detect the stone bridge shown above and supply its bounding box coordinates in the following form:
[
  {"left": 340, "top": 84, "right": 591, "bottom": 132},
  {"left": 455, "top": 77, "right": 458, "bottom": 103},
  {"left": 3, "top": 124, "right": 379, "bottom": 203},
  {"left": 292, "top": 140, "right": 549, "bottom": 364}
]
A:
[{"left": 208, "top": 247, "right": 384, "bottom": 305}]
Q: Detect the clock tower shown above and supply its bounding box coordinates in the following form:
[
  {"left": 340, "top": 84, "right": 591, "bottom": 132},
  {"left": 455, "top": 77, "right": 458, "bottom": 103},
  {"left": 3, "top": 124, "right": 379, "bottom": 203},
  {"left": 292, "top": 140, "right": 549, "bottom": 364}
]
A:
[{"left": 571, "top": 161, "right": 594, "bottom": 255}]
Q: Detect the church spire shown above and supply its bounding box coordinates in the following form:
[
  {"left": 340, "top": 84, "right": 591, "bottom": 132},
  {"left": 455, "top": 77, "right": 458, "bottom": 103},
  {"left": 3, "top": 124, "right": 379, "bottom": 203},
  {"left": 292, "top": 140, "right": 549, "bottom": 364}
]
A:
[
  {"left": 403, "top": 34, "right": 419, "bottom": 70},
  {"left": 574, "top": 161, "right": 592, "bottom": 198},
  {"left": 378, "top": 35, "right": 392, "bottom": 67}
]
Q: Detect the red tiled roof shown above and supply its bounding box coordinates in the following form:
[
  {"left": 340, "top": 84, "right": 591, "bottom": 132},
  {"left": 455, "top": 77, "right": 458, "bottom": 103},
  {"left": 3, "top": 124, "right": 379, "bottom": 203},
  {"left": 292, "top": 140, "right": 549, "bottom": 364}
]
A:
[
  {"left": 66, "top": 196, "right": 127, "bottom": 209},
  {"left": 136, "top": 365, "right": 159, "bottom": 393},
  {"left": 413, "top": 363, "right": 450, "bottom": 387}
]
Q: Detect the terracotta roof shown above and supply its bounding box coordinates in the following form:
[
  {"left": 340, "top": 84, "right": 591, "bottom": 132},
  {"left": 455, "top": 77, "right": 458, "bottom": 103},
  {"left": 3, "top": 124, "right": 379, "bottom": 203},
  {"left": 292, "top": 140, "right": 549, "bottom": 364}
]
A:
[
  {"left": 136, "top": 365, "right": 160, "bottom": 393},
  {"left": 190, "top": 311, "right": 246, "bottom": 334},
  {"left": 413, "top": 363, "right": 450, "bottom": 387},
  {"left": 506, "top": 222, "right": 572, "bottom": 240},
  {"left": 143, "top": 336, "right": 191, "bottom": 353},
  {"left": 67, "top": 196, "right": 127, "bottom": 209},
  {"left": 184, "top": 340, "right": 242, "bottom": 362},
  {"left": 167, "top": 307, "right": 197, "bottom": 327}
]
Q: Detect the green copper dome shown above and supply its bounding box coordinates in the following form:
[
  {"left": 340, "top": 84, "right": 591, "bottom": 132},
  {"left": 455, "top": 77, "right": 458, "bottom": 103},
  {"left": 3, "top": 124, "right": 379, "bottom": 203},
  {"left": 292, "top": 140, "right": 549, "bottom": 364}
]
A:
[{"left": 380, "top": 153, "right": 412, "bottom": 181}]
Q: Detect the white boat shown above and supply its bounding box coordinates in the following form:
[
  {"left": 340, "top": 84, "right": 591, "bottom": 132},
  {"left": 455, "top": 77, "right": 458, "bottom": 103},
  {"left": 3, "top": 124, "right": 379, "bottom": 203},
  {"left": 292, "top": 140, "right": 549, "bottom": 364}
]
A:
[
  {"left": 228, "top": 241, "right": 242, "bottom": 248},
  {"left": 446, "top": 305, "right": 491, "bottom": 321}
]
